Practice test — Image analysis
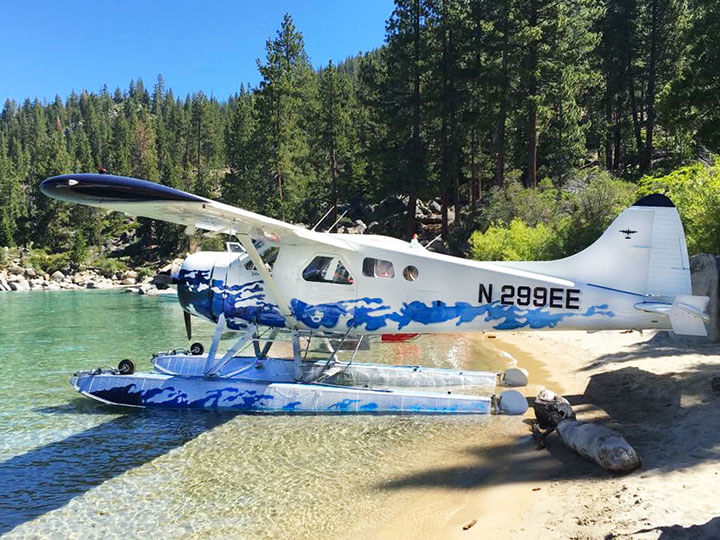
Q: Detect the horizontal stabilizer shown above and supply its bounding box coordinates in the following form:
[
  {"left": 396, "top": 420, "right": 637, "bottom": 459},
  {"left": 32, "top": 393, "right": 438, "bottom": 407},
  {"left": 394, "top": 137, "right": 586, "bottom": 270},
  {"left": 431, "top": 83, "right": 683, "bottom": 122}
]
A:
[{"left": 669, "top": 295, "right": 710, "bottom": 336}]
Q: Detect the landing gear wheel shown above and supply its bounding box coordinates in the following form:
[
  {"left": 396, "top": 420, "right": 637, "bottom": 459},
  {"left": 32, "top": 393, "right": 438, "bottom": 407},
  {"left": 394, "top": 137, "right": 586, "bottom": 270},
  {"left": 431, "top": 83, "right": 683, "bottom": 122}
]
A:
[
  {"left": 190, "top": 342, "right": 204, "bottom": 355},
  {"left": 118, "top": 359, "right": 135, "bottom": 375}
]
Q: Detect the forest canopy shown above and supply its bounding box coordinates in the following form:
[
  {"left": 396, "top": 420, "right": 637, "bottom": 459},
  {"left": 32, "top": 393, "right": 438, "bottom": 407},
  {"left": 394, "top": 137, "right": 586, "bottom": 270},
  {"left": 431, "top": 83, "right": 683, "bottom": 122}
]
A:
[{"left": 1, "top": 1, "right": 719, "bottom": 265}]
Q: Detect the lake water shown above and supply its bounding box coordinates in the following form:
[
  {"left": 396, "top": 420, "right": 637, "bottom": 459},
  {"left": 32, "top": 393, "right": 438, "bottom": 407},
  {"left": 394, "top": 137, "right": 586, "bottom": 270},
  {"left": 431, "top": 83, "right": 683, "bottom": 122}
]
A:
[{"left": 0, "top": 290, "right": 520, "bottom": 538}]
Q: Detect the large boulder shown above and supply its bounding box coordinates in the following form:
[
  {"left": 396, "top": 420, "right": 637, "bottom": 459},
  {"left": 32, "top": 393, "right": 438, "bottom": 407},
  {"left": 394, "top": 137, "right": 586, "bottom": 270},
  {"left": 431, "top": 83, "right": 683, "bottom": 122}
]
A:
[
  {"left": 690, "top": 254, "right": 719, "bottom": 342},
  {"left": 51, "top": 270, "right": 65, "bottom": 282},
  {"left": 665, "top": 254, "right": 720, "bottom": 344},
  {"left": 9, "top": 278, "right": 30, "bottom": 291}
]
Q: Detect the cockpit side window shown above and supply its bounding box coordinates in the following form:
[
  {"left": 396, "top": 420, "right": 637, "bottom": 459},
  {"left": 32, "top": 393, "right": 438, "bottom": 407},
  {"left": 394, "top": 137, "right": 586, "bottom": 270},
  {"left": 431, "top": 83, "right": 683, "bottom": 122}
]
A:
[
  {"left": 244, "top": 246, "right": 280, "bottom": 272},
  {"left": 303, "top": 256, "right": 354, "bottom": 285},
  {"left": 362, "top": 257, "right": 395, "bottom": 278}
]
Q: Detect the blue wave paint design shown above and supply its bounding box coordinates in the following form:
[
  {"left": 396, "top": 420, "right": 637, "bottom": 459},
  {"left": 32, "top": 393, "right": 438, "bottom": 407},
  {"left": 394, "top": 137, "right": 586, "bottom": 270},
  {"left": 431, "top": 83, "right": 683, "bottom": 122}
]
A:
[
  {"left": 91, "top": 383, "right": 275, "bottom": 410},
  {"left": 180, "top": 269, "right": 613, "bottom": 333},
  {"left": 178, "top": 270, "right": 286, "bottom": 329},
  {"left": 291, "top": 297, "right": 614, "bottom": 332}
]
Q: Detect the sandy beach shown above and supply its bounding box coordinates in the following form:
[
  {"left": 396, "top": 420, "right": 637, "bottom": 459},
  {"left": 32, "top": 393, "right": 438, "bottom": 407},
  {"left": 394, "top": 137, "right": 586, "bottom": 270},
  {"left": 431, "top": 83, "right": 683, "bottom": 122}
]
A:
[{"left": 363, "top": 330, "right": 720, "bottom": 540}]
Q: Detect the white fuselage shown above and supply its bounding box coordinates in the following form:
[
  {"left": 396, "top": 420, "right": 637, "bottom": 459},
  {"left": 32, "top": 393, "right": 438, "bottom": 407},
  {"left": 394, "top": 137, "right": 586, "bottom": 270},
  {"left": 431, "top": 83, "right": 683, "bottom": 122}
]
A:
[{"left": 178, "top": 231, "right": 667, "bottom": 336}]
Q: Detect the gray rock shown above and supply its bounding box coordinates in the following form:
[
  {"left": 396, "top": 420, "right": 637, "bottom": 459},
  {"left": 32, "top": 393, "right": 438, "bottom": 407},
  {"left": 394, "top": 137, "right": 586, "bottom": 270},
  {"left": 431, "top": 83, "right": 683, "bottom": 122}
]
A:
[
  {"left": 51, "top": 271, "right": 65, "bottom": 282},
  {"left": 47, "top": 282, "right": 61, "bottom": 291},
  {"left": 121, "top": 277, "right": 136, "bottom": 285},
  {"left": 666, "top": 254, "right": 719, "bottom": 344},
  {"left": 122, "top": 269, "right": 138, "bottom": 280},
  {"left": 691, "top": 254, "right": 719, "bottom": 341},
  {"left": 9, "top": 279, "right": 30, "bottom": 291},
  {"left": 85, "top": 281, "right": 99, "bottom": 289},
  {"left": 24, "top": 267, "right": 37, "bottom": 278},
  {"left": 346, "top": 220, "right": 367, "bottom": 234}
]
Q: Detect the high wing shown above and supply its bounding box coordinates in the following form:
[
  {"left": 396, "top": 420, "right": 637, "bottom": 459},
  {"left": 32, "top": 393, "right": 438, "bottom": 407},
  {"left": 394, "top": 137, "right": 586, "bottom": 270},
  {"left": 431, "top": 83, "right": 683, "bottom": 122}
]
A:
[{"left": 40, "top": 173, "right": 300, "bottom": 242}]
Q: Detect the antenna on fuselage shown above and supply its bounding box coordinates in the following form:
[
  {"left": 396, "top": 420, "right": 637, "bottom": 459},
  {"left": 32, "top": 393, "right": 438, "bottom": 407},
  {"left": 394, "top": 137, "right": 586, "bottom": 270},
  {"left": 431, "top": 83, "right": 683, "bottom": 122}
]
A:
[
  {"left": 424, "top": 234, "right": 443, "bottom": 249},
  {"left": 311, "top": 206, "right": 335, "bottom": 231},
  {"left": 326, "top": 210, "right": 348, "bottom": 233}
]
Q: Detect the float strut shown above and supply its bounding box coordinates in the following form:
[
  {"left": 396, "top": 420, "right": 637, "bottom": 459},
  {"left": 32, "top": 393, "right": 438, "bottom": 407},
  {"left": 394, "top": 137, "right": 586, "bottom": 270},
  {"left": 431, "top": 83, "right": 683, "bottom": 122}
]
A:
[
  {"left": 203, "top": 313, "right": 226, "bottom": 375},
  {"left": 205, "top": 324, "right": 257, "bottom": 377},
  {"left": 291, "top": 328, "right": 303, "bottom": 381}
]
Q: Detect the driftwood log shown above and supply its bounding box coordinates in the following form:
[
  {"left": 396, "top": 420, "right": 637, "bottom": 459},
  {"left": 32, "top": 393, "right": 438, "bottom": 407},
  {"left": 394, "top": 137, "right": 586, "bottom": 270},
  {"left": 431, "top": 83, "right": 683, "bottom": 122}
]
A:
[{"left": 532, "top": 388, "right": 641, "bottom": 473}]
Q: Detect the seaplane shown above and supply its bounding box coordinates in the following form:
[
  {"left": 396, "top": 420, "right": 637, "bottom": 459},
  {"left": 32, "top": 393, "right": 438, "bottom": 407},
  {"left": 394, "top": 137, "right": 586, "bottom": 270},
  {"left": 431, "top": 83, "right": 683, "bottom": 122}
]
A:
[{"left": 40, "top": 173, "right": 709, "bottom": 415}]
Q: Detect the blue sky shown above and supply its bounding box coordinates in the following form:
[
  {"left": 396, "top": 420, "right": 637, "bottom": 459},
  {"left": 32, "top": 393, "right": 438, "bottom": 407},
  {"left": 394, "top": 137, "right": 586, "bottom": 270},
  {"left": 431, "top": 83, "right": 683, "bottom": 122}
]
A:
[{"left": 1, "top": 0, "right": 394, "bottom": 104}]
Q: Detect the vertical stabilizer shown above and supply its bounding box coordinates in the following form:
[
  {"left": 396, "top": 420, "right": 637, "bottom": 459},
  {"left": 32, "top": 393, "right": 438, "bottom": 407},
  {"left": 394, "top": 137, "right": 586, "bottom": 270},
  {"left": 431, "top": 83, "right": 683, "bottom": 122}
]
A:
[{"left": 503, "top": 194, "right": 692, "bottom": 298}]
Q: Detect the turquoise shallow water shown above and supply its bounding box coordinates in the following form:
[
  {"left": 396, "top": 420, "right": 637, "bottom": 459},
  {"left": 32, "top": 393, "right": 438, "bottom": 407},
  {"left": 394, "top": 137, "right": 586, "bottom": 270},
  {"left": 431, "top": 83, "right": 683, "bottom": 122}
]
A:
[{"left": 0, "top": 290, "right": 517, "bottom": 538}]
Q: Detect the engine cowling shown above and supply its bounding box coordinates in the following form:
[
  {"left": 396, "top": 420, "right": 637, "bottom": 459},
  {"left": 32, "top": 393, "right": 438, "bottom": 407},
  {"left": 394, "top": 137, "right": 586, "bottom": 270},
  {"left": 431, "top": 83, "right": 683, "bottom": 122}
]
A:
[{"left": 177, "top": 251, "right": 237, "bottom": 322}]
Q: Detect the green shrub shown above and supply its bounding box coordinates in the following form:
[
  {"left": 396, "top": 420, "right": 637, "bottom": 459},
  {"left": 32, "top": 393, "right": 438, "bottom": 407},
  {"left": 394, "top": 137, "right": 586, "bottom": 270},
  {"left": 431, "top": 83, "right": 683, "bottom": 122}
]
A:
[
  {"left": 470, "top": 218, "right": 563, "bottom": 261},
  {"left": 470, "top": 168, "right": 637, "bottom": 261},
  {"left": 91, "top": 256, "right": 128, "bottom": 278},
  {"left": 136, "top": 266, "right": 155, "bottom": 279},
  {"left": 29, "top": 249, "right": 72, "bottom": 274},
  {"left": 561, "top": 171, "right": 637, "bottom": 254},
  {"left": 70, "top": 232, "right": 88, "bottom": 269},
  {"left": 483, "top": 177, "right": 562, "bottom": 227},
  {"left": 638, "top": 161, "right": 720, "bottom": 255}
]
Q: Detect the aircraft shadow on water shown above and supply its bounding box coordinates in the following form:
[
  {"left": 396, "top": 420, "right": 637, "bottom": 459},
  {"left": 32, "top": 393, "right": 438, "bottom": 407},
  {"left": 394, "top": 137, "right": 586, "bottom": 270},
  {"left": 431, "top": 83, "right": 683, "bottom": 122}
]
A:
[{"left": 0, "top": 404, "right": 234, "bottom": 534}]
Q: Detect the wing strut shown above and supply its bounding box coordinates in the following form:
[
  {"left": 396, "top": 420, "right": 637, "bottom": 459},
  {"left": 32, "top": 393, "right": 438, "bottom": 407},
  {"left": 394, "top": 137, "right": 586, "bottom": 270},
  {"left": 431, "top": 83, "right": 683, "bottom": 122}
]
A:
[{"left": 236, "top": 232, "right": 293, "bottom": 320}]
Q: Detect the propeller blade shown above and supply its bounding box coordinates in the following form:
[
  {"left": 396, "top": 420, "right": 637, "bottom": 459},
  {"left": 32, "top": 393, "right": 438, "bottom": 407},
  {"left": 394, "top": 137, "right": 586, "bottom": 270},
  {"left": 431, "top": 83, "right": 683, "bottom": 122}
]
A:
[{"left": 184, "top": 310, "right": 192, "bottom": 340}]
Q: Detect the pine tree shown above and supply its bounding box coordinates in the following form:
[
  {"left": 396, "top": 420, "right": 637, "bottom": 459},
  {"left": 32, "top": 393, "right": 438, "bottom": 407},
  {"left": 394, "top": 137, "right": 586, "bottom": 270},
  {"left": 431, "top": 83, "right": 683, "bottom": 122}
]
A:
[
  {"left": 384, "top": 0, "right": 431, "bottom": 237},
  {"left": 254, "top": 13, "right": 316, "bottom": 220}
]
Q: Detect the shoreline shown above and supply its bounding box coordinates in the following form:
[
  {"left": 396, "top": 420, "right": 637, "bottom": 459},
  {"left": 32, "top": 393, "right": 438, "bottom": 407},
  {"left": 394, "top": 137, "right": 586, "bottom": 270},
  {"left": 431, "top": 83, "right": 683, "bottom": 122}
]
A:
[
  {"left": 0, "top": 257, "right": 182, "bottom": 294},
  {"left": 366, "top": 330, "right": 720, "bottom": 539}
]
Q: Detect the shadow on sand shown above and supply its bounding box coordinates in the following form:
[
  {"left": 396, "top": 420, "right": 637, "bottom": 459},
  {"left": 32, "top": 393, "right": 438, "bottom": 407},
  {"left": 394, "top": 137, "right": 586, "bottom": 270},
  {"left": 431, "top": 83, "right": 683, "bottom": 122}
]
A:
[
  {"left": 378, "top": 361, "right": 720, "bottom": 491},
  {"left": 632, "top": 516, "right": 720, "bottom": 539},
  {"left": 0, "top": 400, "right": 235, "bottom": 535}
]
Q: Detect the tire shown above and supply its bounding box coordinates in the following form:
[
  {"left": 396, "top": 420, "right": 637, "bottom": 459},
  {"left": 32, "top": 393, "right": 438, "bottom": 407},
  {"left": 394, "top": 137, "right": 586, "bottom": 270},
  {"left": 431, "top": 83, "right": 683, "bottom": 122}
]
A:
[
  {"left": 190, "top": 342, "right": 204, "bottom": 355},
  {"left": 118, "top": 359, "right": 135, "bottom": 375}
]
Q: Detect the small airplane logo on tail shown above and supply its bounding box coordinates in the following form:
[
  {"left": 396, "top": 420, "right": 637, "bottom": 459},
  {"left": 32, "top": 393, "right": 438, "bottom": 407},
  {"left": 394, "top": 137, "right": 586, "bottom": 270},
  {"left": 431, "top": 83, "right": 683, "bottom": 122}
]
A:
[{"left": 620, "top": 228, "right": 638, "bottom": 239}]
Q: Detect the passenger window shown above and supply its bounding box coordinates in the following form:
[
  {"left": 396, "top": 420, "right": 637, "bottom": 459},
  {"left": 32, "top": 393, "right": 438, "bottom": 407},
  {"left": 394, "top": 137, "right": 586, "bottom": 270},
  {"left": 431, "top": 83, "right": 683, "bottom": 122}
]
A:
[
  {"left": 362, "top": 257, "right": 395, "bottom": 278},
  {"left": 303, "top": 256, "right": 354, "bottom": 285}
]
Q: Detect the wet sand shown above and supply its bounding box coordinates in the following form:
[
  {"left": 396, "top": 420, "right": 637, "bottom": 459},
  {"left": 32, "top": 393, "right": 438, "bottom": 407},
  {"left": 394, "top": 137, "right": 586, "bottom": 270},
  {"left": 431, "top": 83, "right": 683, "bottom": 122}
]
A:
[{"left": 361, "top": 331, "right": 720, "bottom": 540}]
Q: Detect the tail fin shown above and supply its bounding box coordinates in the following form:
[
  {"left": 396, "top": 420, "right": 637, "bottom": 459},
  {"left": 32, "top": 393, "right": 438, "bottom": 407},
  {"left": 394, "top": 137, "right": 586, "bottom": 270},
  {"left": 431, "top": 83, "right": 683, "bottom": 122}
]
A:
[
  {"left": 502, "top": 194, "right": 709, "bottom": 335},
  {"left": 508, "top": 194, "right": 691, "bottom": 297},
  {"left": 564, "top": 193, "right": 692, "bottom": 297}
]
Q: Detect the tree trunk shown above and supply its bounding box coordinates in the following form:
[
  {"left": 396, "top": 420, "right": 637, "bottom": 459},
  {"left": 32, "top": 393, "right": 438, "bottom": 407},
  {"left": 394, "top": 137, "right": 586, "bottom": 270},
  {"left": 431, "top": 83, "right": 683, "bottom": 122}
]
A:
[
  {"left": 470, "top": 128, "right": 479, "bottom": 211},
  {"left": 627, "top": 61, "right": 643, "bottom": 159},
  {"left": 407, "top": 0, "right": 421, "bottom": 239},
  {"left": 330, "top": 147, "right": 338, "bottom": 228},
  {"left": 525, "top": 0, "right": 538, "bottom": 189},
  {"left": 613, "top": 95, "right": 622, "bottom": 170},
  {"left": 643, "top": 0, "right": 659, "bottom": 172},
  {"left": 493, "top": 0, "right": 510, "bottom": 188},
  {"left": 605, "top": 97, "right": 613, "bottom": 169}
]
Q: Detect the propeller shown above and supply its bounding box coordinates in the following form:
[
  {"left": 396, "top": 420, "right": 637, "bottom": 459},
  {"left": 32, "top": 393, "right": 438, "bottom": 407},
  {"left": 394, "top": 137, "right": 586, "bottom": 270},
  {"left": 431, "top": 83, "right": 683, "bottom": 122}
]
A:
[{"left": 184, "top": 310, "right": 192, "bottom": 340}]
